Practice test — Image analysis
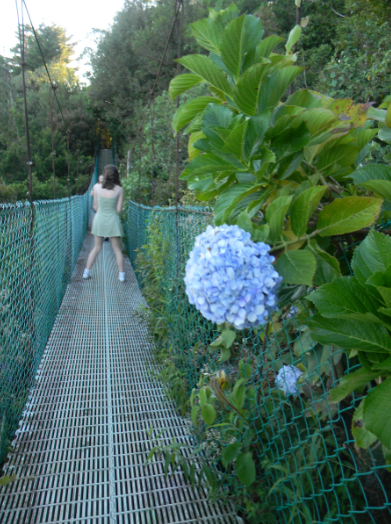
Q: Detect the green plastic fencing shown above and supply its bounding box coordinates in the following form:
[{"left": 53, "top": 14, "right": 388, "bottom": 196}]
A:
[
  {"left": 0, "top": 160, "right": 98, "bottom": 464},
  {"left": 125, "top": 201, "right": 391, "bottom": 524}
]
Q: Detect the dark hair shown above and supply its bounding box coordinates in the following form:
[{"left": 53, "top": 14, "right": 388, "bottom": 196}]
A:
[{"left": 102, "top": 164, "right": 121, "bottom": 190}]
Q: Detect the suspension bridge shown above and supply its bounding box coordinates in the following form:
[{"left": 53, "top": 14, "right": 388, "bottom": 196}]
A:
[{"left": 0, "top": 149, "right": 236, "bottom": 523}]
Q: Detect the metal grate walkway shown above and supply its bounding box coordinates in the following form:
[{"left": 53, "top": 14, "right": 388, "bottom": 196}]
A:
[{"left": 0, "top": 234, "right": 236, "bottom": 523}]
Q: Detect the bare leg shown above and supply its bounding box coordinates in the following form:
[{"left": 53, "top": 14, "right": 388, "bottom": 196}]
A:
[
  {"left": 86, "top": 236, "right": 104, "bottom": 270},
  {"left": 110, "top": 237, "right": 124, "bottom": 272}
]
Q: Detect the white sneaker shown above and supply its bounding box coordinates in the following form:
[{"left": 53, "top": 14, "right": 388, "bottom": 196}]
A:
[
  {"left": 119, "top": 272, "right": 125, "bottom": 282},
  {"left": 83, "top": 269, "right": 91, "bottom": 279}
]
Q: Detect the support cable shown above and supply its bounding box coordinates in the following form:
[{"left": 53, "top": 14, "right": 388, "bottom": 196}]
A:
[
  {"left": 22, "top": 0, "right": 67, "bottom": 127},
  {"left": 49, "top": 87, "right": 57, "bottom": 198}
]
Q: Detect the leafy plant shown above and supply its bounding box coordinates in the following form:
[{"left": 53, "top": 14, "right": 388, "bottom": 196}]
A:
[
  {"left": 309, "top": 229, "right": 391, "bottom": 464},
  {"left": 170, "top": 3, "right": 390, "bottom": 290}
]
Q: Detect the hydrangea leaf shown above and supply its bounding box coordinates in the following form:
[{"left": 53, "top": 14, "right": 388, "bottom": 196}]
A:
[
  {"left": 347, "top": 164, "right": 391, "bottom": 184},
  {"left": 173, "top": 97, "right": 222, "bottom": 133},
  {"left": 310, "top": 276, "right": 383, "bottom": 319},
  {"left": 257, "top": 35, "right": 284, "bottom": 58},
  {"left": 275, "top": 250, "right": 316, "bottom": 286},
  {"left": 307, "top": 242, "right": 341, "bottom": 286},
  {"left": 317, "top": 197, "right": 383, "bottom": 237},
  {"left": 236, "top": 452, "right": 256, "bottom": 486},
  {"left": 177, "top": 55, "right": 233, "bottom": 96},
  {"left": 351, "top": 230, "right": 391, "bottom": 285},
  {"left": 330, "top": 368, "right": 380, "bottom": 403},
  {"left": 363, "top": 377, "right": 391, "bottom": 449},
  {"left": 265, "top": 195, "right": 293, "bottom": 243},
  {"left": 352, "top": 399, "right": 378, "bottom": 449},
  {"left": 214, "top": 183, "right": 255, "bottom": 224},
  {"left": 190, "top": 18, "right": 223, "bottom": 55},
  {"left": 210, "top": 329, "right": 236, "bottom": 349},
  {"left": 169, "top": 74, "right": 205, "bottom": 100},
  {"left": 201, "top": 404, "right": 216, "bottom": 426},
  {"left": 291, "top": 186, "right": 327, "bottom": 237},
  {"left": 361, "top": 180, "right": 391, "bottom": 202},
  {"left": 315, "top": 145, "right": 358, "bottom": 172},
  {"left": 220, "top": 15, "right": 264, "bottom": 79},
  {"left": 258, "top": 66, "right": 303, "bottom": 112},
  {"left": 218, "top": 347, "right": 231, "bottom": 363},
  {"left": 231, "top": 61, "right": 271, "bottom": 116},
  {"left": 308, "top": 315, "right": 391, "bottom": 353},
  {"left": 223, "top": 121, "right": 248, "bottom": 161}
]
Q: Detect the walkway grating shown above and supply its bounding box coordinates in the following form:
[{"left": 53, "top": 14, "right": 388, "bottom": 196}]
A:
[{"left": 0, "top": 233, "right": 237, "bottom": 523}]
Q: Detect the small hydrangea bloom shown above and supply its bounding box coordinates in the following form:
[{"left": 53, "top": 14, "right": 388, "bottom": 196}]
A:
[
  {"left": 276, "top": 365, "right": 303, "bottom": 396},
  {"left": 286, "top": 306, "right": 298, "bottom": 319},
  {"left": 184, "top": 224, "right": 282, "bottom": 329}
]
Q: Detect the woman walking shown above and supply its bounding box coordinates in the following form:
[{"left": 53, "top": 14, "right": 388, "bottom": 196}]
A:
[{"left": 83, "top": 164, "right": 126, "bottom": 282}]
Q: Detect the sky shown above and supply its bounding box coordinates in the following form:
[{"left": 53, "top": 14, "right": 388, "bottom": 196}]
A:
[{"left": 0, "top": 0, "right": 126, "bottom": 82}]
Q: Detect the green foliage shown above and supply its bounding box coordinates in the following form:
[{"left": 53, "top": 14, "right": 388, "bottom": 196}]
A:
[
  {"left": 0, "top": 25, "right": 96, "bottom": 200},
  {"left": 172, "top": 5, "right": 389, "bottom": 290},
  {"left": 309, "top": 230, "right": 391, "bottom": 459}
]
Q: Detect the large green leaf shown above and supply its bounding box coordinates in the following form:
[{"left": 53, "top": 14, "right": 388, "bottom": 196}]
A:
[
  {"left": 202, "top": 103, "right": 234, "bottom": 129},
  {"left": 286, "top": 89, "right": 325, "bottom": 109},
  {"left": 351, "top": 230, "right": 391, "bottom": 285},
  {"left": 363, "top": 378, "right": 391, "bottom": 449},
  {"left": 330, "top": 368, "right": 380, "bottom": 403},
  {"left": 285, "top": 24, "right": 301, "bottom": 53},
  {"left": 178, "top": 55, "right": 233, "bottom": 96},
  {"left": 317, "top": 197, "right": 382, "bottom": 237},
  {"left": 191, "top": 18, "right": 223, "bottom": 55},
  {"left": 307, "top": 242, "right": 341, "bottom": 286},
  {"left": 315, "top": 145, "right": 358, "bottom": 172},
  {"left": 214, "top": 183, "right": 254, "bottom": 224},
  {"left": 236, "top": 452, "right": 256, "bottom": 486},
  {"left": 180, "top": 153, "right": 237, "bottom": 180},
  {"left": 308, "top": 315, "right": 391, "bottom": 353},
  {"left": 271, "top": 122, "right": 311, "bottom": 161},
  {"left": 291, "top": 186, "right": 327, "bottom": 237},
  {"left": 173, "top": 97, "right": 222, "bottom": 133},
  {"left": 223, "top": 121, "right": 248, "bottom": 161},
  {"left": 258, "top": 66, "right": 303, "bottom": 112},
  {"left": 265, "top": 195, "right": 292, "bottom": 243},
  {"left": 310, "top": 276, "right": 383, "bottom": 319},
  {"left": 348, "top": 164, "right": 391, "bottom": 184},
  {"left": 169, "top": 74, "right": 204, "bottom": 100},
  {"left": 244, "top": 112, "right": 270, "bottom": 159},
  {"left": 275, "top": 250, "right": 316, "bottom": 286},
  {"left": 232, "top": 61, "right": 271, "bottom": 115},
  {"left": 367, "top": 268, "right": 391, "bottom": 307},
  {"left": 220, "top": 15, "right": 264, "bottom": 78},
  {"left": 352, "top": 399, "right": 378, "bottom": 449},
  {"left": 361, "top": 179, "right": 391, "bottom": 202},
  {"left": 256, "top": 35, "right": 284, "bottom": 58}
]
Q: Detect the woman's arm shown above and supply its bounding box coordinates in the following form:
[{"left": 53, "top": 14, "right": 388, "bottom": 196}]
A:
[
  {"left": 93, "top": 185, "right": 98, "bottom": 212},
  {"left": 116, "top": 187, "right": 124, "bottom": 213}
]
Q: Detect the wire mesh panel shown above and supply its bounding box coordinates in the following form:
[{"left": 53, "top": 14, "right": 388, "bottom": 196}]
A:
[
  {"left": 124, "top": 201, "right": 391, "bottom": 524},
  {"left": 0, "top": 158, "right": 98, "bottom": 467}
]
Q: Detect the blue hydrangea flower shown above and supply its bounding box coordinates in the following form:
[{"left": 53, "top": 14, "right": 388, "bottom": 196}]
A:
[
  {"left": 276, "top": 365, "right": 303, "bottom": 396},
  {"left": 184, "top": 224, "right": 282, "bottom": 329}
]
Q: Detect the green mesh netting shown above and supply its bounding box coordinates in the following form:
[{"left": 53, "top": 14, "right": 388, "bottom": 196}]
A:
[
  {"left": 0, "top": 161, "right": 98, "bottom": 465},
  {"left": 125, "top": 201, "right": 391, "bottom": 524}
]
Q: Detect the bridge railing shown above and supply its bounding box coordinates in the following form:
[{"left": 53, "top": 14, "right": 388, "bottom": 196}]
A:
[
  {"left": 0, "top": 161, "right": 98, "bottom": 465},
  {"left": 125, "top": 200, "right": 391, "bottom": 524}
]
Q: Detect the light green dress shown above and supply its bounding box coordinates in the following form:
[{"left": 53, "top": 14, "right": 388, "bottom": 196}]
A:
[{"left": 91, "top": 186, "right": 124, "bottom": 237}]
